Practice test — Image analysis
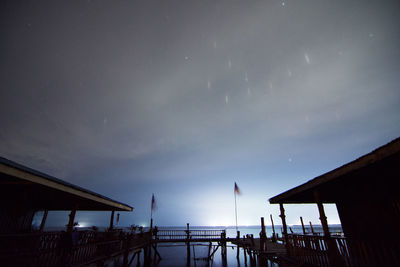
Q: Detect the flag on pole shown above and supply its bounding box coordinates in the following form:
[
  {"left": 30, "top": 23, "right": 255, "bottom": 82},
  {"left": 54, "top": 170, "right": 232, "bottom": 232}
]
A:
[
  {"left": 234, "top": 182, "right": 241, "bottom": 232},
  {"left": 234, "top": 182, "right": 241, "bottom": 195},
  {"left": 151, "top": 194, "right": 157, "bottom": 212}
]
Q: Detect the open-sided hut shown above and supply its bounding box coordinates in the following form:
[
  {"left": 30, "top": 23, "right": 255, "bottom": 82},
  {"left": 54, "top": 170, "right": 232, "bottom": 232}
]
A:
[
  {"left": 0, "top": 157, "right": 146, "bottom": 266},
  {"left": 0, "top": 157, "right": 132, "bottom": 233},
  {"left": 269, "top": 138, "right": 400, "bottom": 266}
]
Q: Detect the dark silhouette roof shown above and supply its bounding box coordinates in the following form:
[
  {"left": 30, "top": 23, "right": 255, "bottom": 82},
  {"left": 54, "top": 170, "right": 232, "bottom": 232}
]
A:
[
  {"left": 0, "top": 157, "right": 133, "bottom": 211},
  {"left": 269, "top": 137, "right": 400, "bottom": 204}
]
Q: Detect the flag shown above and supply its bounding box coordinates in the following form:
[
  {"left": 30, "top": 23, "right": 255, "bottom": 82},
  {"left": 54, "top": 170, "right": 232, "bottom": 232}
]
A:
[
  {"left": 234, "top": 182, "right": 241, "bottom": 195},
  {"left": 151, "top": 194, "right": 157, "bottom": 211}
]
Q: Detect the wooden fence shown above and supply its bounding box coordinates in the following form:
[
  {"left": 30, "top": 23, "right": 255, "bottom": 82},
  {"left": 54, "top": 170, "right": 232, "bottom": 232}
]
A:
[
  {"left": 286, "top": 234, "right": 400, "bottom": 267},
  {"left": 154, "top": 229, "right": 225, "bottom": 240},
  {"left": 0, "top": 230, "right": 151, "bottom": 266}
]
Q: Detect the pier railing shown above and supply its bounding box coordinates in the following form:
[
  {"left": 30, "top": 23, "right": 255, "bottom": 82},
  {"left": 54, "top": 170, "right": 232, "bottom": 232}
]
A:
[
  {"left": 153, "top": 229, "right": 226, "bottom": 240},
  {"left": 0, "top": 230, "right": 151, "bottom": 266},
  {"left": 285, "top": 233, "right": 400, "bottom": 267}
]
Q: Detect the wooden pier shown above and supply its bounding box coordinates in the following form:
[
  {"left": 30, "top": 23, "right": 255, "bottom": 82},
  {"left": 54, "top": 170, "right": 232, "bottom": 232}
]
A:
[{"left": 149, "top": 222, "right": 297, "bottom": 267}]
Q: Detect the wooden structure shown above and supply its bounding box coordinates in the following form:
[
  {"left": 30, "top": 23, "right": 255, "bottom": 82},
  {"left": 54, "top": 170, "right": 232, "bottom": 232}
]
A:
[
  {"left": 151, "top": 224, "right": 229, "bottom": 266},
  {"left": 0, "top": 157, "right": 150, "bottom": 266},
  {"left": 0, "top": 157, "right": 132, "bottom": 233},
  {"left": 152, "top": 220, "right": 293, "bottom": 267},
  {"left": 269, "top": 137, "right": 400, "bottom": 266}
]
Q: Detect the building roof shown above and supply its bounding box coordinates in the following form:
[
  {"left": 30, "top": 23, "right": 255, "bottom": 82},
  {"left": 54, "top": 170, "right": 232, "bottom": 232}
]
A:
[
  {"left": 269, "top": 137, "right": 400, "bottom": 204},
  {"left": 0, "top": 157, "right": 133, "bottom": 211}
]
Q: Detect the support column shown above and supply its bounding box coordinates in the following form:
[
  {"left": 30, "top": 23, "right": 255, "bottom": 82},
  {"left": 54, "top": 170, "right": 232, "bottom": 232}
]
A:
[
  {"left": 186, "top": 223, "right": 190, "bottom": 267},
  {"left": 67, "top": 208, "right": 77, "bottom": 232},
  {"left": 221, "top": 230, "right": 227, "bottom": 267},
  {"left": 186, "top": 242, "right": 191, "bottom": 267},
  {"left": 221, "top": 243, "right": 227, "bottom": 267},
  {"left": 39, "top": 210, "right": 48, "bottom": 232},
  {"left": 314, "top": 190, "right": 344, "bottom": 267},
  {"left": 279, "top": 203, "right": 289, "bottom": 255},
  {"left": 270, "top": 214, "right": 276, "bottom": 242},
  {"left": 109, "top": 210, "right": 115, "bottom": 231},
  {"left": 300, "top": 216, "right": 306, "bottom": 234},
  {"left": 314, "top": 190, "right": 330, "bottom": 237},
  {"left": 259, "top": 217, "right": 266, "bottom": 252}
]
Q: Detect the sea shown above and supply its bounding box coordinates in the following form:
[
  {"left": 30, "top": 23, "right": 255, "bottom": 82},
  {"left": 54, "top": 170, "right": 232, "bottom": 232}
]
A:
[{"left": 97, "top": 224, "right": 343, "bottom": 267}]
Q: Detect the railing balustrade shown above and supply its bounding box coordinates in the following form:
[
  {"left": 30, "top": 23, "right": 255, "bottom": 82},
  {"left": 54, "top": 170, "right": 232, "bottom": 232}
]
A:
[
  {"left": 0, "top": 230, "right": 151, "bottom": 266},
  {"left": 154, "top": 229, "right": 225, "bottom": 240},
  {"left": 285, "top": 233, "right": 400, "bottom": 267}
]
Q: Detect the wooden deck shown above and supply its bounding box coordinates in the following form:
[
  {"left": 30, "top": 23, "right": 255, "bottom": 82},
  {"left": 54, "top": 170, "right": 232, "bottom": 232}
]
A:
[{"left": 232, "top": 238, "right": 287, "bottom": 256}]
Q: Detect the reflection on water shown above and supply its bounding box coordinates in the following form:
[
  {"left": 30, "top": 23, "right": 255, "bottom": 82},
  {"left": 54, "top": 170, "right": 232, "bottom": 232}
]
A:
[
  {"left": 107, "top": 242, "right": 277, "bottom": 267},
  {"left": 103, "top": 225, "right": 341, "bottom": 267}
]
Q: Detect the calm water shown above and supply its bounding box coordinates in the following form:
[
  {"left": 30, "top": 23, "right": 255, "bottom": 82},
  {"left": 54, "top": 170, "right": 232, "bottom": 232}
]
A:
[{"left": 102, "top": 225, "right": 342, "bottom": 267}]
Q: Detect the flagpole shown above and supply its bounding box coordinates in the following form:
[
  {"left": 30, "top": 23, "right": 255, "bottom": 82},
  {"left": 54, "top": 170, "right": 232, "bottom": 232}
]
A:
[
  {"left": 234, "top": 190, "right": 238, "bottom": 232},
  {"left": 150, "top": 194, "right": 153, "bottom": 230}
]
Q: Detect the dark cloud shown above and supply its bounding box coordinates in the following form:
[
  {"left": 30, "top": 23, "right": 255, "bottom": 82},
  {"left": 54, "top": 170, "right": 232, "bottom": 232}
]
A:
[{"left": 1, "top": 0, "right": 400, "bottom": 226}]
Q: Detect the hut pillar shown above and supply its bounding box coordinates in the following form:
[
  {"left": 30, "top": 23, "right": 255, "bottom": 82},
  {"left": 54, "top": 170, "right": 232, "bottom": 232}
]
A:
[
  {"left": 314, "top": 190, "right": 344, "bottom": 266},
  {"left": 39, "top": 210, "right": 48, "bottom": 232},
  {"left": 109, "top": 210, "right": 115, "bottom": 230},
  {"left": 279, "top": 203, "right": 289, "bottom": 255},
  {"left": 67, "top": 208, "right": 77, "bottom": 232},
  {"left": 314, "top": 190, "right": 330, "bottom": 237}
]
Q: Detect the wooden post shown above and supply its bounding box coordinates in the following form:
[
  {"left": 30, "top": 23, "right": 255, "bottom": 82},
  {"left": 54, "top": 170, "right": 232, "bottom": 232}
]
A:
[
  {"left": 192, "top": 245, "right": 196, "bottom": 265},
  {"left": 186, "top": 242, "right": 191, "bottom": 266},
  {"left": 39, "top": 210, "right": 48, "bottom": 232},
  {"left": 279, "top": 203, "right": 289, "bottom": 255},
  {"left": 270, "top": 214, "right": 276, "bottom": 242},
  {"left": 186, "top": 223, "right": 190, "bottom": 267},
  {"left": 300, "top": 216, "right": 306, "bottom": 234},
  {"left": 143, "top": 246, "right": 150, "bottom": 266},
  {"left": 237, "top": 230, "right": 240, "bottom": 239},
  {"left": 109, "top": 210, "right": 115, "bottom": 231},
  {"left": 259, "top": 217, "right": 266, "bottom": 252},
  {"left": 314, "top": 191, "right": 330, "bottom": 238},
  {"left": 208, "top": 242, "right": 212, "bottom": 262},
  {"left": 136, "top": 250, "right": 141, "bottom": 267},
  {"left": 243, "top": 246, "right": 247, "bottom": 266},
  {"left": 314, "top": 190, "right": 344, "bottom": 267},
  {"left": 221, "top": 241, "right": 227, "bottom": 267},
  {"left": 67, "top": 208, "right": 77, "bottom": 232},
  {"left": 309, "top": 221, "right": 315, "bottom": 235},
  {"left": 122, "top": 234, "right": 130, "bottom": 267}
]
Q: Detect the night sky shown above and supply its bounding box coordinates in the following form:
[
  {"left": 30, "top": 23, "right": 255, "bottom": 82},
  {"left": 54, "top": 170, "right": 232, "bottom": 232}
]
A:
[{"left": 1, "top": 0, "right": 400, "bottom": 227}]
